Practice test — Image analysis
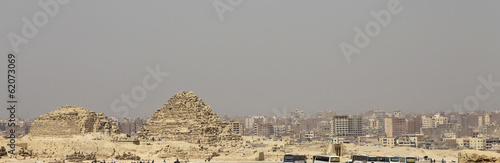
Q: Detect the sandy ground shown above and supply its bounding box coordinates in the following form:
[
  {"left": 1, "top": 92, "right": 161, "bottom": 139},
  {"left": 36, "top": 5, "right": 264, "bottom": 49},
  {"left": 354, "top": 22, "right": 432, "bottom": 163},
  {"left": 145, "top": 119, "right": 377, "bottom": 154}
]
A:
[
  {"left": 342, "top": 143, "right": 500, "bottom": 162},
  {"left": 2, "top": 136, "right": 500, "bottom": 163}
]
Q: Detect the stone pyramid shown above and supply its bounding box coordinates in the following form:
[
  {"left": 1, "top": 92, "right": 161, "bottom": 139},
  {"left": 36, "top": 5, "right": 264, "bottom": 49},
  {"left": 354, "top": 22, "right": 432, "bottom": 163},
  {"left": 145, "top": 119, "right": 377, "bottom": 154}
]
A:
[
  {"left": 29, "top": 105, "right": 121, "bottom": 137},
  {"left": 138, "top": 91, "right": 241, "bottom": 143}
]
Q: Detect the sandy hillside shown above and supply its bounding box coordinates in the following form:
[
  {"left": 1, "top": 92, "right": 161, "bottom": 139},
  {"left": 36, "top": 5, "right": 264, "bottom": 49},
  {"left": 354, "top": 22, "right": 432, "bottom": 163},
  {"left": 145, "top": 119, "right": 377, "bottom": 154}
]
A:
[{"left": 2, "top": 135, "right": 500, "bottom": 162}]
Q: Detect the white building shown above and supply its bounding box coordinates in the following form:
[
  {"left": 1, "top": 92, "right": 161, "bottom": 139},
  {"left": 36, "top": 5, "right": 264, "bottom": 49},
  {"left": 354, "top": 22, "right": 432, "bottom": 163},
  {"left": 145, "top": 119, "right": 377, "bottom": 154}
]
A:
[
  {"left": 456, "top": 138, "right": 484, "bottom": 150},
  {"left": 432, "top": 114, "right": 448, "bottom": 127},
  {"left": 422, "top": 116, "right": 433, "bottom": 128}
]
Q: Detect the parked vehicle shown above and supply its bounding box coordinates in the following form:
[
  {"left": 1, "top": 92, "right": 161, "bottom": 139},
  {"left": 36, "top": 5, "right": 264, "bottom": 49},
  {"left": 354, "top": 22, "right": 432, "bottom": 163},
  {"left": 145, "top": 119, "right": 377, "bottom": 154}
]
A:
[
  {"left": 375, "top": 156, "right": 401, "bottom": 163},
  {"left": 352, "top": 154, "right": 369, "bottom": 163},
  {"left": 313, "top": 155, "right": 341, "bottom": 163},
  {"left": 396, "top": 156, "right": 416, "bottom": 163},
  {"left": 284, "top": 154, "right": 307, "bottom": 163}
]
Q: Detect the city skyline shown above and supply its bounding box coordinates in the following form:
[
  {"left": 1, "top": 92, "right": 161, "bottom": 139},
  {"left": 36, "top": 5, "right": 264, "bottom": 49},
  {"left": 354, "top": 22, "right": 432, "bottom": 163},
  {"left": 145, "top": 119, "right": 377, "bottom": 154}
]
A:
[
  {"left": 2, "top": 1, "right": 500, "bottom": 162},
  {"left": 1, "top": 0, "right": 500, "bottom": 119},
  {"left": 3, "top": 102, "right": 500, "bottom": 120},
  {"left": 4, "top": 107, "right": 500, "bottom": 150}
]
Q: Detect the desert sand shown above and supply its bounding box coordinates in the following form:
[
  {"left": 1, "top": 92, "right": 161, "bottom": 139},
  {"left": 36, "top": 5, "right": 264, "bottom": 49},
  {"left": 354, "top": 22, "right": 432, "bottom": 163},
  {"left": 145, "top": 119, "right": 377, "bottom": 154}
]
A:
[
  {"left": 2, "top": 135, "right": 500, "bottom": 162},
  {"left": 2, "top": 91, "right": 500, "bottom": 162}
]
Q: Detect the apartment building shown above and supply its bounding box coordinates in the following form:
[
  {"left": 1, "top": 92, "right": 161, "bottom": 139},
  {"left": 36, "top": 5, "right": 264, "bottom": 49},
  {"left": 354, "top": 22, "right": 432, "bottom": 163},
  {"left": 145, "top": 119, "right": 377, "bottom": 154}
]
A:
[
  {"left": 230, "top": 121, "right": 244, "bottom": 135},
  {"left": 334, "top": 115, "right": 362, "bottom": 137},
  {"left": 456, "top": 138, "right": 484, "bottom": 150},
  {"left": 379, "top": 137, "right": 395, "bottom": 147}
]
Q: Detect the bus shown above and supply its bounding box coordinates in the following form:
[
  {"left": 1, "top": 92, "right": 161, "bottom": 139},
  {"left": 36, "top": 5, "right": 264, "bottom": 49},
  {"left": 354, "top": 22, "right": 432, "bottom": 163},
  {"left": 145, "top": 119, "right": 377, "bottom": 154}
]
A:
[
  {"left": 376, "top": 156, "right": 390, "bottom": 163},
  {"left": 375, "top": 156, "right": 400, "bottom": 163},
  {"left": 352, "top": 154, "right": 369, "bottom": 163},
  {"left": 388, "top": 157, "right": 401, "bottom": 163},
  {"left": 396, "top": 156, "right": 415, "bottom": 163},
  {"left": 367, "top": 156, "right": 378, "bottom": 163},
  {"left": 284, "top": 154, "right": 307, "bottom": 163},
  {"left": 313, "top": 155, "right": 340, "bottom": 163}
]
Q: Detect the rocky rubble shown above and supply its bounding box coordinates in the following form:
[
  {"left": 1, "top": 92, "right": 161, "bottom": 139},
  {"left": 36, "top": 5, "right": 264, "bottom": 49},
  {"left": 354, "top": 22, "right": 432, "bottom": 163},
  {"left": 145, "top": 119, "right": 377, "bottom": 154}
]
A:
[
  {"left": 65, "top": 151, "right": 95, "bottom": 162},
  {"left": 138, "top": 91, "right": 242, "bottom": 144},
  {"left": 17, "top": 147, "right": 33, "bottom": 158},
  {"left": 29, "top": 105, "right": 121, "bottom": 137},
  {"left": 113, "top": 152, "right": 141, "bottom": 160},
  {"left": 458, "top": 152, "right": 500, "bottom": 162},
  {"left": 0, "top": 146, "right": 7, "bottom": 158}
]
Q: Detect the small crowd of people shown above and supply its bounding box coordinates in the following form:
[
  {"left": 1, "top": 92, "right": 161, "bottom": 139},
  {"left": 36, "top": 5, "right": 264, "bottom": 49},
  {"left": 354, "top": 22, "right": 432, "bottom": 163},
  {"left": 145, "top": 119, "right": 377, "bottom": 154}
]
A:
[
  {"left": 148, "top": 137, "right": 165, "bottom": 142},
  {"left": 416, "top": 157, "right": 455, "bottom": 163},
  {"left": 204, "top": 155, "right": 212, "bottom": 162}
]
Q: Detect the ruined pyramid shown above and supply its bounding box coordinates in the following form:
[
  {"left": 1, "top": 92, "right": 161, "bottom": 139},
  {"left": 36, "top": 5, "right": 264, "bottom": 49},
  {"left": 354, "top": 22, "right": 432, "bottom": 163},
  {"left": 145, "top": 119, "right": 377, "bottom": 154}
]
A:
[
  {"left": 29, "top": 105, "right": 121, "bottom": 137},
  {"left": 138, "top": 91, "right": 242, "bottom": 144}
]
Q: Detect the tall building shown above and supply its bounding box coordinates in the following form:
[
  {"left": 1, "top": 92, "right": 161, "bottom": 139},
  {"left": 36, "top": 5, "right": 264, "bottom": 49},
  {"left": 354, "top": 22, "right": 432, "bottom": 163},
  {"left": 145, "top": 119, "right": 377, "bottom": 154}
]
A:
[
  {"left": 491, "top": 112, "right": 500, "bottom": 125},
  {"left": 484, "top": 114, "right": 491, "bottom": 126},
  {"left": 407, "top": 116, "right": 422, "bottom": 134},
  {"left": 254, "top": 123, "right": 274, "bottom": 137},
  {"left": 385, "top": 117, "right": 408, "bottom": 137},
  {"left": 230, "top": 121, "right": 244, "bottom": 135},
  {"left": 385, "top": 118, "right": 393, "bottom": 137},
  {"left": 477, "top": 114, "right": 491, "bottom": 127},
  {"left": 433, "top": 114, "right": 448, "bottom": 127},
  {"left": 334, "top": 116, "right": 349, "bottom": 136},
  {"left": 392, "top": 118, "right": 408, "bottom": 137},
  {"left": 369, "top": 118, "right": 376, "bottom": 128},
  {"left": 244, "top": 117, "right": 254, "bottom": 129},
  {"left": 349, "top": 117, "right": 363, "bottom": 137},
  {"left": 273, "top": 125, "right": 287, "bottom": 137},
  {"left": 334, "top": 115, "right": 362, "bottom": 137},
  {"left": 245, "top": 116, "right": 265, "bottom": 129},
  {"left": 421, "top": 116, "right": 433, "bottom": 128},
  {"left": 317, "top": 121, "right": 332, "bottom": 137},
  {"left": 478, "top": 116, "right": 483, "bottom": 127}
]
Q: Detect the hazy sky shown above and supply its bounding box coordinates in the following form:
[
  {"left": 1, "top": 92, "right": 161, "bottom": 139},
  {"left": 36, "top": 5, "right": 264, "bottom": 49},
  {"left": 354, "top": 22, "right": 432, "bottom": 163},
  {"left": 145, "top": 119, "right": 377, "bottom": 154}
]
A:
[{"left": 1, "top": 0, "right": 500, "bottom": 119}]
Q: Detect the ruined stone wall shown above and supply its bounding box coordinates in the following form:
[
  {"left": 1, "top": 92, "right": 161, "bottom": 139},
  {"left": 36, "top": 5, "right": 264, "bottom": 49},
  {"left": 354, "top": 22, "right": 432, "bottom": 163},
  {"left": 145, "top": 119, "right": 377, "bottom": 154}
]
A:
[{"left": 29, "top": 105, "right": 121, "bottom": 137}]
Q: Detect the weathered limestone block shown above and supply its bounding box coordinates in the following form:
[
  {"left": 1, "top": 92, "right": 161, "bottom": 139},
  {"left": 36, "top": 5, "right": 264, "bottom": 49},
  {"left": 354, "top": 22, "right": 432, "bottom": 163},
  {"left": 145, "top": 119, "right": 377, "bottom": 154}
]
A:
[
  {"left": 255, "top": 152, "right": 265, "bottom": 161},
  {"left": 114, "top": 152, "right": 140, "bottom": 160},
  {"left": 29, "top": 105, "right": 121, "bottom": 137},
  {"left": 65, "top": 151, "right": 95, "bottom": 162},
  {"left": 458, "top": 152, "right": 500, "bottom": 163}
]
